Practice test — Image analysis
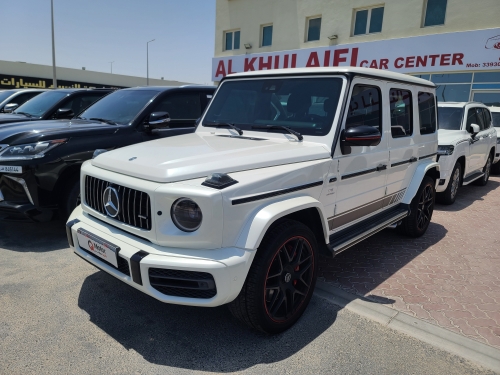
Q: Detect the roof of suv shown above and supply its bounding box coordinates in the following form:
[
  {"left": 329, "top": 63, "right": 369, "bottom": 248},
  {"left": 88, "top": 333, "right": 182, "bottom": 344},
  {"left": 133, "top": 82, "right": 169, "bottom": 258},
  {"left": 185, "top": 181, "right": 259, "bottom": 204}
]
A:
[
  {"left": 225, "top": 67, "right": 435, "bottom": 88},
  {"left": 438, "top": 102, "right": 488, "bottom": 108},
  {"left": 121, "top": 85, "right": 215, "bottom": 92}
]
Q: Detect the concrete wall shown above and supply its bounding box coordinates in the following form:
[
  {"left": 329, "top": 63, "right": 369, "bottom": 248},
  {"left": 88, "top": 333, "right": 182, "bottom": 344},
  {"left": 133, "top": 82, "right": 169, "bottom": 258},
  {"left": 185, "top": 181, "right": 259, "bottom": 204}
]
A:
[
  {"left": 0, "top": 60, "right": 190, "bottom": 87},
  {"left": 215, "top": 0, "right": 500, "bottom": 57}
]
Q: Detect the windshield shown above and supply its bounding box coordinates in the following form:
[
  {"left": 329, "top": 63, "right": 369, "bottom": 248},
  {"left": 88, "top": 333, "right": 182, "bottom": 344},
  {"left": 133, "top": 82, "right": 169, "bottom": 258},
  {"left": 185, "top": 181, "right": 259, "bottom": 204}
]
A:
[
  {"left": 0, "top": 90, "right": 17, "bottom": 103},
  {"left": 492, "top": 112, "right": 500, "bottom": 128},
  {"left": 438, "top": 107, "right": 464, "bottom": 130},
  {"left": 13, "top": 91, "right": 67, "bottom": 118},
  {"left": 202, "top": 77, "right": 343, "bottom": 136},
  {"left": 78, "top": 90, "right": 160, "bottom": 125}
]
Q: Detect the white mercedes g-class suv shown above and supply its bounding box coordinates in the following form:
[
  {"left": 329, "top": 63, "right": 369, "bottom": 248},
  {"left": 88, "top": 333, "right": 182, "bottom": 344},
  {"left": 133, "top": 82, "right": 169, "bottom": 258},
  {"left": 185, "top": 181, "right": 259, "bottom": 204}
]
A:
[
  {"left": 67, "top": 67, "right": 439, "bottom": 333},
  {"left": 436, "top": 102, "right": 497, "bottom": 204}
]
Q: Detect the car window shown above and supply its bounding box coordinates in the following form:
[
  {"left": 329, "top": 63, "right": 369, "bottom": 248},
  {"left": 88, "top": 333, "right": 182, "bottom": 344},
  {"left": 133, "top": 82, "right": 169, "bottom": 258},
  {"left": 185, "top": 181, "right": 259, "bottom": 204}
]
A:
[
  {"left": 152, "top": 93, "right": 201, "bottom": 120},
  {"left": 480, "top": 108, "right": 491, "bottom": 129},
  {"left": 345, "top": 85, "right": 382, "bottom": 133},
  {"left": 465, "top": 108, "right": 481, "bottom": 132},
  {"left": 60, "top": 93, "right": 106, "bottom": 117},
  {"left": 492, "top": 112, "right": 500, "bottom": 128},
  {"left": 13, "top": 91, "right": 68, "bottom": 118},
  {"left": 417, "top": 92, "right": 436, "bottom": 134},
  {"left": 11, "top": 92, "right": 42, "bottom": 108},
  {"left": 438, "top": 107, "right": 463, "bottom": 130},
  {"left": 389, "top": 88, "right": 412, "bottom": 138},
  {"left": 0, "top": 90, "right": 17, "bottom": 103}
]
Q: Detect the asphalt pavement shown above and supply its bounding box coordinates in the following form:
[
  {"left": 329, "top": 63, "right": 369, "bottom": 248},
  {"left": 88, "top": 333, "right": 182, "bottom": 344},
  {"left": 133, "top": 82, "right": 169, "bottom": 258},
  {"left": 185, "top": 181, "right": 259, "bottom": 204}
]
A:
[{"left": 0, "top": 220, "right": 496, "bottom": 375}]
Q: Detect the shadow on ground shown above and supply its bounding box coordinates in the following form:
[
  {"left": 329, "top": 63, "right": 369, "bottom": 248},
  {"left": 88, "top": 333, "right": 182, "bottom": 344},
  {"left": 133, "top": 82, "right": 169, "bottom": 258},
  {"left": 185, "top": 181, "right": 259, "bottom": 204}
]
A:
[
  {"left": 78, "top": 271, "right": 339, "bottom": 372},
  {"left": 435, "top": 178, "right": 500, "bottom": 212},
  {"left": 0, "top": 219, "right": 67, "bottom": 252}
]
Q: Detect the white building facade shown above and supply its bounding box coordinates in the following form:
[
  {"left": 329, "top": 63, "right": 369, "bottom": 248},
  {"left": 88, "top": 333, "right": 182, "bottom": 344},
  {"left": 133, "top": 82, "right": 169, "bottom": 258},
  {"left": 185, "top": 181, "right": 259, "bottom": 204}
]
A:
[{"left": 213, "top": 0, "right": 500, "bottom": 105}]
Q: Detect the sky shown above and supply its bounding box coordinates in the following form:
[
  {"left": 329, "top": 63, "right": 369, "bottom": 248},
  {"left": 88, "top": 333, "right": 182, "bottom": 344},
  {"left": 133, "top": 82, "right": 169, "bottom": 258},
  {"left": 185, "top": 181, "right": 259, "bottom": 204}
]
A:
[{"left": 0, "top": 0, "right": 216, "bottom": 84}]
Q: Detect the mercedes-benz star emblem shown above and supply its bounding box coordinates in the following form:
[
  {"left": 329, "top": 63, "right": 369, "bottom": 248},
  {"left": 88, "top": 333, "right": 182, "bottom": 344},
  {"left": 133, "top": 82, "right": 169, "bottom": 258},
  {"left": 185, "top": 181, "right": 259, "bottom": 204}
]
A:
[{"left": 103, "top": 187, "right": 120, "bottom": 218}]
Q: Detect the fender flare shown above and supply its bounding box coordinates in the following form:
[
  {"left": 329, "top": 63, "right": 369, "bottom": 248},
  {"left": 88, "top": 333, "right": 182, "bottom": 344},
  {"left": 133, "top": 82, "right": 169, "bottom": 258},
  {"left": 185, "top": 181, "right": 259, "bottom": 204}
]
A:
[
  {"left": 235, "top": 196, "right": 329, "bottom": 250},
  {"left": 401, "top": 161, "right": 440, "bottom": 204}
]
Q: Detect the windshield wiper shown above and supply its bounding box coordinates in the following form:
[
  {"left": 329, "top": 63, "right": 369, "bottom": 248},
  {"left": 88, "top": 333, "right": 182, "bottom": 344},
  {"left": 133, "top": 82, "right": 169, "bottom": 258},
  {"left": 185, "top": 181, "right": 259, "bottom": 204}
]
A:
[
  {"left": 89, "top": 118, "right": 117, "bottom": 125},
  {"left": 203, "top": 122, "right": 243, "bottom": 135},
  {"left": 251, "top": 125, "right": 303, "bottom": 141},
  {"left": 15, "top": 112, "right": 33, "bottom": 118},
  {"left": 75, "top": 116, "right": 86, "bottom": 120}
]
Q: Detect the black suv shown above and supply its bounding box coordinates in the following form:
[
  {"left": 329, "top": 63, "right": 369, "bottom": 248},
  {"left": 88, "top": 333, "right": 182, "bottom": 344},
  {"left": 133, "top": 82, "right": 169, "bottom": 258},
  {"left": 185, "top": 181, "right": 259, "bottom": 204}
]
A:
[
  {"left": 0, "top": 85, "right": 216, "bottom": 222},
  {"left": 0, "top": 88, "right": 113, "bottom": 125}
]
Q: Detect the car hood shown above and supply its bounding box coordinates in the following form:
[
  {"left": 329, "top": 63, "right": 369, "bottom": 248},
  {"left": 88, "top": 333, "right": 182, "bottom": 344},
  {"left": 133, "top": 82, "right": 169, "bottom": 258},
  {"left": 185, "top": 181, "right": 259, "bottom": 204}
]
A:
[
  {"left": 0, "top": 119, "right": 123, "bottom": 145},
  {"left": 0, "top": 113, "right": 34, "bottom": 124},
  {"left": 91, "top": 133, "right": 331, "bottom": 183},
  {"left": 438, "top": 129, "right": 469, "bottom": 145}
]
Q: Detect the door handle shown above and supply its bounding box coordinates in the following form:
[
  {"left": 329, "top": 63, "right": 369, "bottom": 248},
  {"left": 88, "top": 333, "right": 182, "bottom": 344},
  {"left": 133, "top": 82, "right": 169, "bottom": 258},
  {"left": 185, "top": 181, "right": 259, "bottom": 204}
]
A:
[
  {"left": 409, "top": 157, "right": 418, "bottom": 163},
  {"left": 377, "top": 164, "right": 387, "bottom": 171}
]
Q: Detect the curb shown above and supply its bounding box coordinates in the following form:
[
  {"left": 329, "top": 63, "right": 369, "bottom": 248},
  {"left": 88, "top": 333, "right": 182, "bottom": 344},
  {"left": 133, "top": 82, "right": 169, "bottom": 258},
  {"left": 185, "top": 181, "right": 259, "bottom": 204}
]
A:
[{"left": 315, "top": 281, "right": 500, "bottom": 373}]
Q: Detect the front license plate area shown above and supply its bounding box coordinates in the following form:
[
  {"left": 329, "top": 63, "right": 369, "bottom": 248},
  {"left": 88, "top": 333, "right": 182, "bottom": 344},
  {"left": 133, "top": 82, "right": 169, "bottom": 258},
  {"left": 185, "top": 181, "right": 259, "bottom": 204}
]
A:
[
  {"left": 77, "top": 228, "right": 120, "bottom": 268},
  {"left": 0, "top": 165, "right": 22, "bottom": 174}
]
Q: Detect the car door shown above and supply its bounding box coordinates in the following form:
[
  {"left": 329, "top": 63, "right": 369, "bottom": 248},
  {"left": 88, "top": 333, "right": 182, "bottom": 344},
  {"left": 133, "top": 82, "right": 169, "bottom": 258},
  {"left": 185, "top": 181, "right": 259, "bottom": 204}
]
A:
[
  {"left": 330, "top": 79, "right": 389, "bottom": 232},
  {"left": 143, "top": 91, "right": 203, "bottom": 140},
  {"left": 465, "top": 107, "right": 488, "bottom": 173},
  {"left": 479, "top": 108, "right": 495, "bottom": 161}
]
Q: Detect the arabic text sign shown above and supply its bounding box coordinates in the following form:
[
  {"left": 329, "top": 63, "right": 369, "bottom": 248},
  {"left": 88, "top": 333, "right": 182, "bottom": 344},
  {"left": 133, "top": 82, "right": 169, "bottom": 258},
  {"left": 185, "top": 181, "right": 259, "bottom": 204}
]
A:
[
  {"left": 212, "top": 28, "right": 500, "bottom": 81},
  {"left": 0, "top": 73, "right": 126, "bottom": 90}
]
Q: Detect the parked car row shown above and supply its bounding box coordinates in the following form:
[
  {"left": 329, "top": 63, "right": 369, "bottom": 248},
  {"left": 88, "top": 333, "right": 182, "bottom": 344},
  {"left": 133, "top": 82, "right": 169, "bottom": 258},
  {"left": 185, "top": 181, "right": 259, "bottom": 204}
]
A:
[{"left": 0, "top": 68, "right": 498, "bottom": 334}]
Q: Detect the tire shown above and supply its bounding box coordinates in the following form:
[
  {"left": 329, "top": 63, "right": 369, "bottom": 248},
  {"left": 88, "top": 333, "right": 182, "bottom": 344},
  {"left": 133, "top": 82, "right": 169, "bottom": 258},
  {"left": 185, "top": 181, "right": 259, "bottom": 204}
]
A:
[
  {"left": 60, "top": 179, "right": 81, "bottom": 221},
  {"left": 398, "top": 176, "right": 435, "bottom": 238},
  {"left": 491, "top": 160, "right": 500, "bottom": 175},
  {"left": 228, "top": 219, "right": 318, "bottom": 334},
  {"left": 436, "top": 162, "right": 461, "bottom": 205},
  {"left": 475, "top": 155, "right": 492, "bottom": 186}
]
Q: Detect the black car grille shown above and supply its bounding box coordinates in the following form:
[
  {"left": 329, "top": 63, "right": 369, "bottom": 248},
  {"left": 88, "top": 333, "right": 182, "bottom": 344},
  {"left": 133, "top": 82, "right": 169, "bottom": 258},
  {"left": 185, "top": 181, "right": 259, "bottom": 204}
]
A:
[
  {"left": 149, "top": 268, "right": 217, "bottom": 299},
  {"left": 84, "top": 175, "right": 152, "bottom": 231},
  {"left": 81, "top": 248, "right": 131, "bottom": 277}
]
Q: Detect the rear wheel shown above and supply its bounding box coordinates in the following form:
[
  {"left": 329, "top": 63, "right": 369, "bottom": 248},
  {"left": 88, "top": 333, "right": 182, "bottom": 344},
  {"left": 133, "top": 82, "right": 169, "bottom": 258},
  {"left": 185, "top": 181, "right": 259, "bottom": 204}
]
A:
[
  {"left": 475, "top": 155, "right": 492, "bottom": 186},
  {"left": 398, "top": 176, "right": 435, "bottom": 237},
  {"left": 228, "top": 220, "right": 318, "bottom": 334},
  {"left": 436, "top": 162, "right": 461, "bottom": 205}
]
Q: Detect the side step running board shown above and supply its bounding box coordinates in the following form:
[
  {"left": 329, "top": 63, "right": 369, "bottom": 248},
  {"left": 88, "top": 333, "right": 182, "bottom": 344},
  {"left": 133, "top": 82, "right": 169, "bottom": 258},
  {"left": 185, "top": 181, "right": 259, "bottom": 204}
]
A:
[
  {"left": 462, "top": 171, "right": 484, "bottom": 185},
  {"left": 327, "top": 204, "right": 409, "bottom": 256}
]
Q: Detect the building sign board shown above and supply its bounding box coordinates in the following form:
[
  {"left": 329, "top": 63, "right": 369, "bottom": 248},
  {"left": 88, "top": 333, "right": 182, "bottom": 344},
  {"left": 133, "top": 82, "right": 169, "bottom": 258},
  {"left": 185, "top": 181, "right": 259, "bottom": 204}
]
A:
[
  {"left": 212, "top": 28, "right": 500, "bottom": 81},
  {"left": 0, "top": 73, "right": 125, "bottom": 90}
]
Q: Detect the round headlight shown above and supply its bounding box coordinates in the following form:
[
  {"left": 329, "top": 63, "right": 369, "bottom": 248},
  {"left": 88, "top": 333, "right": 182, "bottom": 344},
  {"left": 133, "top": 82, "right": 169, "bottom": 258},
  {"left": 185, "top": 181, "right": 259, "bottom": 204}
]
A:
[{"left": 171, "top": 198, "right": 203, "bottom": 232}]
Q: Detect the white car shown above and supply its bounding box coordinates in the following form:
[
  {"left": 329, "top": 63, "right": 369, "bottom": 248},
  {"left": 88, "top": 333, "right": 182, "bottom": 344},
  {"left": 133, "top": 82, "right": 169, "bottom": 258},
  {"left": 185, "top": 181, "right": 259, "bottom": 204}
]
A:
[
  {"left": 67, "top": 67, "right": 439, "bottom": 333},
  {"left": 436, "top": 102, "right": 497, "bottom": 204},
  {"left": 490, "top": 106, "right": 500, "bottom": 174}
]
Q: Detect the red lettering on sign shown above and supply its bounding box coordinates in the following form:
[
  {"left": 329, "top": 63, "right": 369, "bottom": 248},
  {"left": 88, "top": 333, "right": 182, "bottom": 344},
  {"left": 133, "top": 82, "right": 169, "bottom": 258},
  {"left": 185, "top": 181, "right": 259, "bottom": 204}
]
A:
[
  {"left": 259, "top": 56, "right": 273, "bottom": 70},
  {"left": 323, "top": 50, "right": 331, "bottom": 67},
  {"left": 379, "top": 59, "right": 389, "bottom": 70},
  {"left": 452, "top": 53, "right": 464, "bottom": 65},
  {"left": 394, "top": 57, "right": 404, "bottom": 68},
  {"left": 283, "top": 55, "right": 289, "bottom": 68},
  {"left": 228, "top": 60, "right": 236, "bottom": 74},
  {"left": 440, "top": 54, "right": 451, "bottom": 66},
  {"left": 360, "top": 60, "right": 369, "bottom": 67},
  {"left": 370, "top": 60, "right": 378, "bottom": 69},
  {"left": 429, "top": 55, "right": 440, "bottom": 66},
  {"left": 350, "top": 48, "right": 359, "bottom": 66},
  {"left": 274, "top": 55, "right": 280, "bottom": 69},
  {"left": 405, "top": 56, "right": 415, "bottom": 68},
  {"left": 291, "top": 54, "right": 297, "bottom": 68},
  {"left": 215, "top": 60, "right": 226, "bottom": 78},
  {"left": 333, "top": 49, "right": 349, "bottom": 66},
  {"left": 244, "top": 57, "right": 257, "bottom": 71},
  {"left": 306, "top": 52, "right": 320, "bottom": 67},
  {"left": 416, "top": 56, "right": 427, "bottom": 67}
]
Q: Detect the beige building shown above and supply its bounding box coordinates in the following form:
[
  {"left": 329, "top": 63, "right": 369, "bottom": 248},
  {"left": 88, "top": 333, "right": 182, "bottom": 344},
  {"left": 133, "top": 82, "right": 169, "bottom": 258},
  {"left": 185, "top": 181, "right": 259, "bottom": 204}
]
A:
[{"left": 213, "top": 0, "right": 500, "bottom": 105}]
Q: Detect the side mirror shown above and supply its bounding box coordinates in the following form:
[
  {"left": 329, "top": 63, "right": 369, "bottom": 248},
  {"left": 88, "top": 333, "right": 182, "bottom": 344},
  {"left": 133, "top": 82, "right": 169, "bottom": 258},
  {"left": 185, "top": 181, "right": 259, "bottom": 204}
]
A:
[
  {"left": 341, "top": 125, "right": 382, "bottom": 155},
  {"left": 147, "top": 112, "right": 171, "bottom": 129},
  {"left": 3, "top": 103, "right": 19, "bottom": 113},
  {"left": 54, "top": 108, "right": 74, "bottom": 119},
  {"left": 469, "top": 123, "right": 480, "bottom": 137}
]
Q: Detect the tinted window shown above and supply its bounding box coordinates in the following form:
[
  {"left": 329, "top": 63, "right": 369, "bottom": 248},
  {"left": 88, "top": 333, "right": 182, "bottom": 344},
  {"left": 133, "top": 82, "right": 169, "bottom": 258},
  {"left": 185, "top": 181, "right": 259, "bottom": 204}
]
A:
[
  {"left": 60, "top": 93, "right": 105, "bottom": 117},
  {"left": 262, "top": 25, "right": 273, "bottom": 47},
  {"left": 353, "top": 10, "right": 368, "bottom": 35},
  {"left": 346, "top": 85, "right": 382, "bottom": 133},
  {"left": 481, "top": 108, "right": 491, "bottom": 129},
  {"left": 492, "top": 113, "right": 500, "bottom": 128},
  {"left": 466, "top": 108, "right": 481, "bottom": 132},
  {"left": 435, "top": 84, "right": 470, "bottom": 102},
  {"left": 431, "top": 73, "right": 472, "bottom": 84},
  {"left": 152, "top": 93, "right": 201, "bottom": 120},
  {"left": 11, "top": 92, "right": 41, "bottom": 107},
  {"left": 307, "top": 18, "right": 321, "bottom": 41},
  {"left": 203, "top": 77, "right": 343, "bottom": 136},
  {"left": 13, "top": 91, "right": 67, "bottom": 118},
  {"left": 424, "top": 0, "right": 447, "bottom": 27},
  {"left": 79, "top": 90, "right": 160, "bottom": 125},
  {"left": 369, "top": 7, "right": 384, "bottom": 33},
  {"left": 0, "top": 90, "right": 17, "bottom": 103},
  {"left": 438, "top": 107, "right": 463, "bottom": 130},
  {"left": 390, "top": 89, "right": 412, "bottom": 138},
  {"left": 418, "top": 92, "right": 436, "bottom": 134},
  {"left": 473, "top": 72, "right": 500, "bottom": 83}
]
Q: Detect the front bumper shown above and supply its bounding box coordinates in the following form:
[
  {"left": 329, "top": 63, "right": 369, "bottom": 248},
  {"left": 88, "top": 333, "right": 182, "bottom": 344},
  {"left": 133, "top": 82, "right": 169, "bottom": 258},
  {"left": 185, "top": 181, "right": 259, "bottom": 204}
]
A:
[
  {"left": 436, "top": 155, "right": 454, "bottom": 193},
  {"left": 67, "top": 206, "right": 256, "bottom": 307},
  {"left": 0, "top": 200, "right": 53, "bottom": 221}
]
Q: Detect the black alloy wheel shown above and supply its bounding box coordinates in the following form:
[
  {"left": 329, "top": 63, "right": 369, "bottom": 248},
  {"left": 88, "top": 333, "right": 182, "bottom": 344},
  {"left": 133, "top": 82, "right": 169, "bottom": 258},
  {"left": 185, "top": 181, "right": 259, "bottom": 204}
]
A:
[
  {"left": 264, "top": 236, "right": 314, "bottom": 322},
  {"left": 417, "top": 183, "right": 434, "bottom": 232},
  {"left": 398, "top": 176, "right": 435, "bottom": 237}
]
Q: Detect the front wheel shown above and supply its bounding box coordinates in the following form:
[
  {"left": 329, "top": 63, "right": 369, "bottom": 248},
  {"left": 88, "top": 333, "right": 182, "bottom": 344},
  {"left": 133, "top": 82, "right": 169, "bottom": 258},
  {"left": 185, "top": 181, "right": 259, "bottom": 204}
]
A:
[
  {"left": 475, "top": 155, "right": 492, "bottom": 186},
  {"left": 398, "top": 176, "right": 435, "bottom": 237},
  {"left": 436, "top": 162, "right": 461, "bottom": 205},
  {"left": 228, "top": 220, "right": 318, "bottom": 334}
]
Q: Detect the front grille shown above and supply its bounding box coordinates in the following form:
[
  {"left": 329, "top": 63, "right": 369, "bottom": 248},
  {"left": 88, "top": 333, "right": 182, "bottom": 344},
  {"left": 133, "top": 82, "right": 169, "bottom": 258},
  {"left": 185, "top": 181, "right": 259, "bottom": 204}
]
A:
[
  {"left": 149, "top": 268, "right": 217, "bottom": 299},
  {"left": 81, "top": 248, "right": 131, "bottom": 276},
  {"left": 85, "top": 175, "right": 151, "bottom": 230}
]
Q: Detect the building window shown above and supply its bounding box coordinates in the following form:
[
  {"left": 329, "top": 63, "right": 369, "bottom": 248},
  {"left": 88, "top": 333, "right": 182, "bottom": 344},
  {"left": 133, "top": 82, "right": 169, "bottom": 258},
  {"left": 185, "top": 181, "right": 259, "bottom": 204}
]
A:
[
  {"left": 224, "top": 30, "right": 240, "bottom": 51},
  {"left": 423, "top": 0, "right": 447, "bottom": 27},
  {"left": 261, "top": 24, "right": 273, "bottom": 47},
  {"left": 306, "top": 17, "right": 322, "bottom": 42},
  {"left": 390, "top": 89, "right": 413, "bottom": 138},
  {"left": 353, "top": 6, "right": 384, "bottom": 36}
]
